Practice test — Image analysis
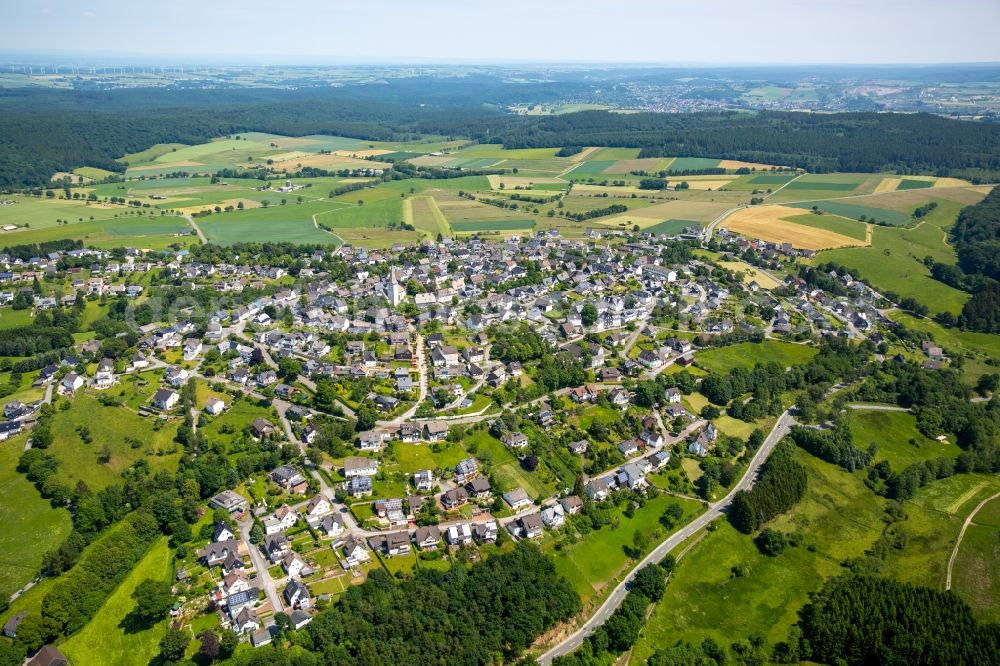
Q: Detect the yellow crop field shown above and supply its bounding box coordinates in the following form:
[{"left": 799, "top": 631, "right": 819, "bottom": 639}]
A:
[
  {"left": 571, "top": 147, "right": 602, "bottom": 161},
  {"left": 718, "top": 160, "right": 781, "bottom": 170},
  {"left": 719, "top": 261, "right": 782, "bottom": 289},
  {"left": 281, "top": 154, "right": 391, "bottom": 170},
  {"left": 874, "top": 177, "right": 901, "bottom": 193},
  {"left": 408, "top": 155, "right": 453, "bottom": 168},
  {"left": 175, "top": 198, "right": 261, "bottom": 215},
  {"left": 721, "top": 205, "right": 864, "bottom": 250},
  {"left": 332, "top": 149, "right": 393, "bottom": 158}
]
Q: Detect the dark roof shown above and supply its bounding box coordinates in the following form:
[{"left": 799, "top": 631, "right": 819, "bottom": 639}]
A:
[{"left": 27, "top": 645, "right": 68, "bottom": 666}]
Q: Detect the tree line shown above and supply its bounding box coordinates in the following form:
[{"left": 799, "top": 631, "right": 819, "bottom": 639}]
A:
[{"left": 728, "top": 441, "right": 808, "bottom": 533}]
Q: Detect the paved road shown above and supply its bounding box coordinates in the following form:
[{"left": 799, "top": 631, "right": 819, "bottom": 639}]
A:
[
  {"left": 378, "top": 330, "right": 427, "bottom": 427},
  {"left": 238, "top": 519, "right": 284, "bottom": 613},
  {"left": 537, "top": 409, "right": 795, "bottom": 664}
]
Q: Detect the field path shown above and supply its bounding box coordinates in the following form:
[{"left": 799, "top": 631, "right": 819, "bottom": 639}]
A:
[
  {"left": 181, "top": 213, "right": 207, "bottom": 243},
  {"left": 408, "top": 195, "right": 451, "bottom": 237},
  {"left": 947, "top": 481, "right": 989, "bottom": 514},
  {"left": 310, "top": 204, "right": 352, "bottom": 246},
  {"left": 946, "top": 491, "right": 1000, "bottom": 590},
  {"left": 762, "top": 172, "right": 803, "bottom": 200}
]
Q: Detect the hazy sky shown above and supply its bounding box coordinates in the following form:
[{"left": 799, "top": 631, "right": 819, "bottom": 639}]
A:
[{"left": 4, "top": 0, "right": 999, "bottom": 64}]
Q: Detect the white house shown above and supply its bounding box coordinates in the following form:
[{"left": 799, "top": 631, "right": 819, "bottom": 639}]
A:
[
  {"left": 343, "top": 457, "right": 379, "bottom": 478},
  {"left": 263, "top": 505, "right": 298, "bottom": 535},
  {"left": 153, "top": 388, "right": 180, "bottom": 410},
  {"left": 204, "top": 397, "right": 226, "bottom": 415},
  {"left": 62, "top": 373, "right": 84, "bottom": 392}
]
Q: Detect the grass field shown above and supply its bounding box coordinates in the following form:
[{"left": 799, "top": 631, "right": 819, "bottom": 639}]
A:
[
  {"left": 404, "top": 196, "right": 451, "bottom": 238},
  {"left": 0, "top": 195, "right": 136, "bottom": 230},
  {"left": 819, "top": 197, "right": 982, "bottom": 315},
  {"left": 849, "top": 410, "right": 961, "bottom": 469},
  {"left": 789, "top": 200, "right": 911, "bottom": 226},
  {"left": 549, "top": 494, "right": 702, "bottom": 603},
  {"left": 200, "top": 203, "right": 345, "bottom": 246},
  {"left": 696, "top": 341, "right": 817, "bottom": 373},
  {"left": 464, "top": 430, "right": 554, "bottom": 499},
  {"left": 600, "top": 200, "right": 733, "bottom": 229},
  {"left": 668, "top": 158, "right": 721, "bottom": 172},
  {"left": 785, "top": 213, "right": 869, "bottom": 241},
  {"left": 61, "top": 537, "right": 173, "bottom": 665},
  {"left": 49, "top": 393, "right": 182, "bottom": 490},
  {"left": 391, "top": 441, "right": 467, "bottom": 474},
  {"left": 451, "top": 219, "right": 535, "bottom": 233},
  {"left": 645, "top": 219, "right": 700, "bottom": 236},
  {"left": 0, "top": 434, "right": 73, "bottom": 601},
  {"left": 951, "top": 517, "right": 1000, "bottom": 622},
  {"left": 882, "top": 473, "right": 1000, "bottom": 594},
  {"left": 718, "top": 260, "right": 781, "bottom": 289},
  {"left": 631, "top": 450, "right": 884, "bottom": 661}
]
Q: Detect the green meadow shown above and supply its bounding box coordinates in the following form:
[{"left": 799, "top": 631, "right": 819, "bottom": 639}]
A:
[
  {"left": 61, "top": 537, "right": 173, "bottom": 666},
  {"left": 696, "top": 340, "right": 818, "bottom": 373},
  {"left": 0, "top": 434, "right": 73, "bottom": 601},
  {"left": 819, "top": 198, "right": 974, "bottom": 315},
  {"left": 48, "top": 393, "right": 182, "bottom": 490},
  {"left": 790, "top": 199, "right": 911, "bottom": 226},
  {"left": 785, "top": 213, "right": 868, "bottom": 241}
]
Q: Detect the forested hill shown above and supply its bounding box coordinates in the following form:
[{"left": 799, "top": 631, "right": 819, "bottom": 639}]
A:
[
  {"left": 948, "top": 185, "right": 1000, "bottom": 332},
  {"left": 486, "top": 110, "right": 1000, "bottom": 174},
  {"left": 2, "top": 83, "right": 1000, "bottom": 188},
  {"left": 0, "top": 86, "right": 500, "bottom": 188}
]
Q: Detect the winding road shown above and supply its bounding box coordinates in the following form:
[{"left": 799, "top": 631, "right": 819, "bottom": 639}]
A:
[{"left": 537, "top": 409, "right": 796, "bottom": 664}]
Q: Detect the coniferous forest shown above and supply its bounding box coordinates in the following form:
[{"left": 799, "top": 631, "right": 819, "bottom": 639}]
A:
[
  {"left": 2, "top": 84, "right": 1000, "bottom": 188},
  {"left": 796, "top": 575, "right": 1000, "bottom": 665}
]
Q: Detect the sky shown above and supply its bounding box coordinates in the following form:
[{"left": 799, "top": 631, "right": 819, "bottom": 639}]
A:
[{"left": 3, "top": 0, "right": 999, "bottom": 65}]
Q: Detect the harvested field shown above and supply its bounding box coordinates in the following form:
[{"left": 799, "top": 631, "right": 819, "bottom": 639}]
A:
[
  {"left": 276, "top": 153, "right": 391, "bottom": 170},
  {"left": 570, "top": 147, "right": 601, "bottom": 161},
  {"left": 718, "top": 160, "right": 780, "bottom": 170},
  {"left": 332, "top": 149, "right": 393, "bottom": 158},
  {"left": 175, "top": 198, "right": 261, "bottom": 215},
  {"left": 720, "top": 261, "right": 782, "bottom": 289},
  {"left": 722, "top": 205, "right": 865, "bottom": 250},
  {"left": 407, "top": 155, "right": 454, "bottom": 168},
  {"left": 874, "top": 177, "right": 901, "bottom": 193},
  {"left": 266, "top": 150, "right": 312, "bottom": 163}
]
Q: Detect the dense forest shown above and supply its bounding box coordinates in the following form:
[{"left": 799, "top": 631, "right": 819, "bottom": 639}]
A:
[
  {"left": 795, "top": 575, "right": 1000, "bottom": 665},
  {"left": 941, "top": 186, "right": 1000, "bottom": 332},
  {"left": 238, "top": 542, "right": 580, "bottom": 666},
  {"left": 2, "top": 83, "right": 1000, "bottom": 188},
  {"left": 488, "top": 110, "right": 1000, "bottom": 174},
  {"left": 727, "top": 441, "right": 807, "bottom": 533}
]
